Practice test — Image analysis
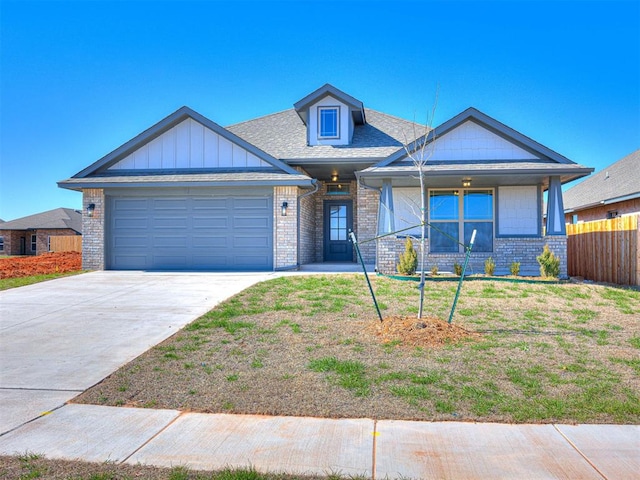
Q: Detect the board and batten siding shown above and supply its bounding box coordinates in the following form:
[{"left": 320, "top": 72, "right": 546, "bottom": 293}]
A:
[
  {"left": 108, "top": 118, "right": 271, "bottom": 171},
  {"left": 428, "top": 121, "right": 539, "bottom": 162},
  {"left": 497, "top": 186, "right": 540, "bottom": 236}
]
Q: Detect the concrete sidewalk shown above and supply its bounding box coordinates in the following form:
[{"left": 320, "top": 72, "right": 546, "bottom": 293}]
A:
[{"left": 0, "top": 404, "right": 637, "bottom": 479}]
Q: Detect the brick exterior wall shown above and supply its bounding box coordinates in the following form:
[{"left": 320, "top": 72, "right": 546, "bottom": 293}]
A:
[
  {"left": 82, "top": 188, "right": 105, "bottom": 270},
  {"left": 299, "top": 188, "right": 317, "bottom": 264},
  {"left": 565, "top": 198, "right": 640, "bottom": 223},
  {"left": 274, "top": 186, "right": 298, "bottom": 270},
  {"left": 377, "top": 234, "right": 568, "bottom": 278},
  {"left": 356, "top": 182, "right": 379, "bottom": 264},
  {"left": 0, "top": 229, "right": 78, "bottom": 255}
]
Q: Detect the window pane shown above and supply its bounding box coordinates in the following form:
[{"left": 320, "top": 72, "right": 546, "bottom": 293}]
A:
[
  {"left": 464, "top": 222, "right": 493, "bottom": 252},
  {"left": 464, "top": 190, "right": 493, "bottom": 220},
  {"left": 430, "top": 222, "right": 459, "bottom": 252},
  {"left": 430, "top": 191, "right": 459, "bottom": 220},
  {"left": 320, "top": 108, "right": 338, "bottom": 137}
]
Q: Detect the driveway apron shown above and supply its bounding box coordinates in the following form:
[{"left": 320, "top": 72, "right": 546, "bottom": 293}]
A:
[{"left": 0, "top": 271, "right": 271, "bottom": 434}]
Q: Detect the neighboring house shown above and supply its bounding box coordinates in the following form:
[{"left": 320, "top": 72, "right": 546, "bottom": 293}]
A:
[
  {"left": 0, "top": 208, "right": 82, "bottom": 255},
  {"left": 564, "top": 149, "right": 640, "bottom": 223},
  {"left": 58, "top": 84, "right": 592, "bottom": 276}
]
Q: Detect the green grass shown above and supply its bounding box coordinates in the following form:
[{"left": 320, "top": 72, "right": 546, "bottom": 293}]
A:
[{"left": 0, "top": 271, "right": 84, "bottom": 290}]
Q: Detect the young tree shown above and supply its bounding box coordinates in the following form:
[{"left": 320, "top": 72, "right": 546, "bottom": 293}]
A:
[{"left": 402, "top": 92, "right": 438, "bottom": 319}]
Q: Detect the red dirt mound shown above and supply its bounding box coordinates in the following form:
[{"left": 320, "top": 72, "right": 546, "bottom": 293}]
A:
[
  {"left": 368, "top": 315, "right": 481, "bottom": 348},
  {"left": 0, "top": 252, "right": 82, "bottom": 279}
]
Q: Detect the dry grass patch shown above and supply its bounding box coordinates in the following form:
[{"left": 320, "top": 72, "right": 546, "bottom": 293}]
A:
[{"left": 74, "top": 275, "right": 640, "bottom": 424}]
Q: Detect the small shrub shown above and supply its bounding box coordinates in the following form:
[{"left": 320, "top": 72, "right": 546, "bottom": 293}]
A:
[
  {"left": 430, "top": 264, "right": 439, "bottom": 276},
  {"left": 397, "top": 237, "right": 418, "bottom": 275},
  {"left": 453, "top": 262, "right": 463, "bottom": 276},
  {"left": 537, "top": 245, "right": 560, "bottom": 278},
  {"left": 484, "top": 257, "right": 496, "bottom": 276},
  {"left": 510, "top": 261, "right": 521, "bottom": 276}
]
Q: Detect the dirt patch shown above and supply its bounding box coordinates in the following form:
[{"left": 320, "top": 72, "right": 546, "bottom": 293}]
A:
[
  {"left": 368, "top": 315, "right": 481, "bottom": 348},
  {"left": 0, "top": 252, "right": 82, "bottom": 279}
]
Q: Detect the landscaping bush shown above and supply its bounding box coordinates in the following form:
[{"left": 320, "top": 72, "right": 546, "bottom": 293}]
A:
[
  {"left": 430, "top": 264, "right": 439, "bottom": 276},
  {"left": 537, "top": 244, "right": 560, "bottom": 278},
  {"left": 453, "top": 262, "right": 462, "bottom": 276},
  {"left": 510, "top": 261, "right": 521, "bottom": 276},
  {"left": 484, "top": 257, "right": 496, "bottom": 276},
  {"left": 397, "top": 237, "right": 418, "bottom": 275}
]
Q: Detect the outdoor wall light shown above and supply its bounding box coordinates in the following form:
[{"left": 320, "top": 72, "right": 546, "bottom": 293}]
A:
[
  {"left": 462, "top": 178, "right": 472, "bottom": 188},
  {"left": 331, "top": 173, "right": 339, "bottom": 182},
  {"left": 86, "top": 203, "right": 96, "bottom": 217},
  {"left": 281, "top": 201, "right": 288, "bottom": 216}
]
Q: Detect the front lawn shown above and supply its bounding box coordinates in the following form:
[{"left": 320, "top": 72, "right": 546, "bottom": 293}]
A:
[{"left": 75, "top": 275, "right": 640, "bottom": 424}]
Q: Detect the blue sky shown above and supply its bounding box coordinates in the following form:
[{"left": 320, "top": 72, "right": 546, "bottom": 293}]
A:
[{"left": 1, "top": 0, "right": 638, "bottom": 221}]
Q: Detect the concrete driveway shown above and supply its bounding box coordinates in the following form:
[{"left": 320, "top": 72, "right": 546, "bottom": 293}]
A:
[{"left": 0, "top": 271, "right": 271, "bottom": 435}]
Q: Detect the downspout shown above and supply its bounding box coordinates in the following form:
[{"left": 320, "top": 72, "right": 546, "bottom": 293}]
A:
[
  {"left": 357, "top": 176, "right": 382, "bottom": 272},
  {"left": 296, "top": 179, "right": 319, "bottom": 269}
]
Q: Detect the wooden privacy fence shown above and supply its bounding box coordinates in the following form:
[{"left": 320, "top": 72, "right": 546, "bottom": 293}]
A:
[
  {"left": 49, "top": 235, "right": 82, "bottom": 253},
  {"left": 566, "top": 215, "right": 640, "bottom": 286}
]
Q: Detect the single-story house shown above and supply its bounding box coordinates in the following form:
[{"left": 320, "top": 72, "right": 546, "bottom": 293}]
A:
[
  {"left": 58, "top": 84, "right": 593, "bottom": 276},
  {"left": 564, "top": 149, "right": 639, "bottom": 223},
  {"left": 0, "top": 208, "right": 82, "bottom": 255}
]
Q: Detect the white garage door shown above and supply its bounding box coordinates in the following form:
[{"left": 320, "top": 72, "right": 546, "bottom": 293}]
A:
[{"left": 107, "top": 192, "right": 273, "bottom": 270}]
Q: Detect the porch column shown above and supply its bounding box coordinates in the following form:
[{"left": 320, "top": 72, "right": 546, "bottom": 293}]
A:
[
  {"left": 545, "top": 176, "right": 566, "bottom": 235},
  {"left": 377, "top": 179, "right": 395, "bottom": 235}
]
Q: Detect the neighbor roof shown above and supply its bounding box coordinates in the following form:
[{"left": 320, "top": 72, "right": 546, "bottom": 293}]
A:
[
  {"left": 563, "top": 149, "right": 640, "bottom": 212},
  {"left": 227, "top": 108, "right": 423, "bottom": 162},
  {"left": 0, "top": 208, "right": 82, "bottom": 233}
]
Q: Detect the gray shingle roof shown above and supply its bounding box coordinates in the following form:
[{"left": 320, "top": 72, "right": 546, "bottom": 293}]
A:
[
  {"left": 226, "top": 108, "right": 424, "bottom": 162},
  {"left": 0, "top": 208, "right": 82, "bottom": 233},
  {"left": 563, "top": 149, "right": 640, "bottom": 211}
]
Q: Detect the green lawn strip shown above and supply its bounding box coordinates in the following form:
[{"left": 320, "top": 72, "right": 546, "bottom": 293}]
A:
[
  {"left": 77, "top": 275, "right": 640, "bottom": 424},
  {"left": 0, "top": 271, "right": 84, "bottom": 290}
]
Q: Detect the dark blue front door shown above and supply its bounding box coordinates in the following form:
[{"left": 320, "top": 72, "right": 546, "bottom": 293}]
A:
[{"left": 323, "top": 201, "right": 353, "bottom": 262}]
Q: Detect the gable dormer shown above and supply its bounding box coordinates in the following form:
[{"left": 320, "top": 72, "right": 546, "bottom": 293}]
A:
[{"left": 293, "top": 84, "right": 366, "bottom": 146}]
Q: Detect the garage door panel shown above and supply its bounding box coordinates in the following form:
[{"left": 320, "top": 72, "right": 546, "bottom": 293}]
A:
[
  {"left": 153, "top": 199, "right": 188, "bottom": 210},
  {"left": 193, "top": 216, "right": 228, "bottom": 228},
  {"left": 108, "top": 193, "right": 272, "bottom": 270},
  {"left": 234, "top": 216, "right": 270, "bottom": 228},
  {"left": 113, "top": 235, "right": 148, "bottom": 248},
  {"left": 192, "top": 235, "right": 228, "bottom": 248},
  {"left": 234, "top": 235, "right": 269, "bottom": 247},
  {"left": 234, "top": 255, "right": 271, "bottom": 267},
  {"left": 233, "top": 198, "right": 270, "bottom": 210},
  {"left": 154, "top": 217, "right": 188, "bottom": 228},
  {"left": 192, "top": 198, "right": 228, "bottom": 209},
  {"left": 114, "top": 217, "right": 148, "bottom": 229},
  {"left": 114, "top": 198, "right": 148, "bottom": 211},
  {"left": 112, "top": 254, "right": 149, "bottom": 269},
  {"left": 153, "top": 236, "right": 187, "bottom": 248}
]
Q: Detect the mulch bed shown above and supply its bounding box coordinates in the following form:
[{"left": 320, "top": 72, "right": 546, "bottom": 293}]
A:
[
  {"left": 368, "top": 315, "right": 481, "bottom": 347},
  {"left": 0, "top": 252, "right": 82, "bottom": 279}
]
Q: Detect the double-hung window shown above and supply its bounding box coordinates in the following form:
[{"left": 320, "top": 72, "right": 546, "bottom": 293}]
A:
[
  {"left": 318, "top": 106, "right": 339, "bottom": 139},
  {"left": 429, "top": 189, "right": 494, "bottom": 252},
  {"left": 31, "top": 234, "right": 37, "bottom": 252}
]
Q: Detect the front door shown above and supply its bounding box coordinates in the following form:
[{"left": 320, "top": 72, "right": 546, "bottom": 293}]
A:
[
  {"left": 323, "top": 201, "right": 353, "bottom": 262},
  {"left": 19, "top": 237, "right": 26, "bottom": 255}
]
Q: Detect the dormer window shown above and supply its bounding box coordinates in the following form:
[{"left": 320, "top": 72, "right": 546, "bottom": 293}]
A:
[{"left": 319, "top": 106, "right": 340, "bottom": 139}]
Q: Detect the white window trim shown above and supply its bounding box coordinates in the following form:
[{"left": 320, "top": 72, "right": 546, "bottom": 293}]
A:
[
  {"left": 31, "top": 234, "right": 37, "bottom": 252},
  {"left": 318, "top": 106, "right": 340, "bottom": 139},
  {"left": 428, "top": 188, "right": 495, "bottom": 253}
]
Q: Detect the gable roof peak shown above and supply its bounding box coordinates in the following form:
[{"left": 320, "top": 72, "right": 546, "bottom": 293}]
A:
[{"left": 293, "top": 83, "right": 366, "bottom": 126}]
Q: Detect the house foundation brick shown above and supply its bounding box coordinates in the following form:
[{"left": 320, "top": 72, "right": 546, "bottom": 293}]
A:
[{"left": 377, "top": 234, "right": 568, "bottom": 278}]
